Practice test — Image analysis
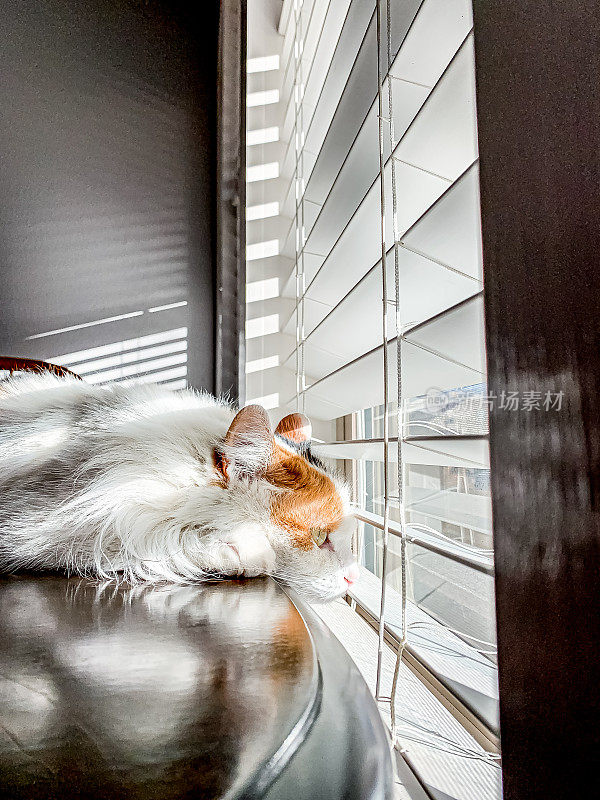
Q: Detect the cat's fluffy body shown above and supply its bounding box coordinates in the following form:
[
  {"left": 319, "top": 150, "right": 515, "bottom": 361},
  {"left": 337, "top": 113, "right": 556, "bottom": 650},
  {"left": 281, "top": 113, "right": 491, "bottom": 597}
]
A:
[{"left": 0, "top": 374, "right": 356, "bottom": 600}]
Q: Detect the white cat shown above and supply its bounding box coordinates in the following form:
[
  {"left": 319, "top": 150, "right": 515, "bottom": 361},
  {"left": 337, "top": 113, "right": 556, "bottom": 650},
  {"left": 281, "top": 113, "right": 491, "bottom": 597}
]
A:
[{"left": 0, "top": 373, "right": 359, "bottom": 601}]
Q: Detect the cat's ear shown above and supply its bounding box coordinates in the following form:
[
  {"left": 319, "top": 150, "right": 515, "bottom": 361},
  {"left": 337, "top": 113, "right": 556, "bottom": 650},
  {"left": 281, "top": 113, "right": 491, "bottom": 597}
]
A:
[
  {"left": 216, "top": 405, "right": 273, "bottom": 481},
  {"left": 275, "top": 412, "right": 312, "bottom": 444}
]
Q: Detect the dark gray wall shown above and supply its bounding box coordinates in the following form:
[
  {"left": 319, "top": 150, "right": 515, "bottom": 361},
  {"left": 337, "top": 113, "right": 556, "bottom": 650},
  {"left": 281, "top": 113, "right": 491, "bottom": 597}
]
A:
[
  {"left": 0, "top": 0, "right": 219, "bottom": 392},
  {"left": 473, "top": 2, "right": 600, "bottom": 798}
]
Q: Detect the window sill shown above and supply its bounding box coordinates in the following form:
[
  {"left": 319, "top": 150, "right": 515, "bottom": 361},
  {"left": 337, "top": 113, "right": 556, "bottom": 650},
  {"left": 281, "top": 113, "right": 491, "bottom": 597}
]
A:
[
  {"left": 309, "top": 592, "right": 502, "bottom": 800},
  {"left": 349, "top": 567, "right": 500, "bottom": 735}
]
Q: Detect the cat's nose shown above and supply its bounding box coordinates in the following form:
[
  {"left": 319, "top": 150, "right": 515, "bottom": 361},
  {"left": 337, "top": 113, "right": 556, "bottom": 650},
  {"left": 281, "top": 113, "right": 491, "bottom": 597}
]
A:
[{"left": 343, "top": 562, "right": 360, "bottom": 586}]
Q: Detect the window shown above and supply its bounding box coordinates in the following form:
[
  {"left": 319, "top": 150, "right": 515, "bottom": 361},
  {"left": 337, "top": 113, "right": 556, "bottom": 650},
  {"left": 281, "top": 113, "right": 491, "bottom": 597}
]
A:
[{"left": 246, "top": 1, "right": 501, "bottom": 797}]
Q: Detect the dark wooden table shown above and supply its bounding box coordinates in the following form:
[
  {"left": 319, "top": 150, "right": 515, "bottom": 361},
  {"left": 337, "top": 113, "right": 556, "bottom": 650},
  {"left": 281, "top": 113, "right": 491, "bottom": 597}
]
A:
[{"left": 0, "top": 575, "right": 393, "bottom": 800}]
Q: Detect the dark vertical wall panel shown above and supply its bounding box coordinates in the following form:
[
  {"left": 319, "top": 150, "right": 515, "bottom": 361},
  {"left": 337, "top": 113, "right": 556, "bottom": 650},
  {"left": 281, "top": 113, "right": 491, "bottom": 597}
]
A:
[
  {"left": 216, "top": 0, "right": 246, "bottom": 404},
  {"left": 0, "top": 0, "right": 219, "bottom": 392},
  {"left": 473, "top": 2, "right": 600, "bottom": 799}
]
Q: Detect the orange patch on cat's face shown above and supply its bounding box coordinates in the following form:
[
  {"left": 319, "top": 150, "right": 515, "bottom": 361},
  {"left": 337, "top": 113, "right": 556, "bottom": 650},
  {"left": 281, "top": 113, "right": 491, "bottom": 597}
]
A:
[{"left": 265, "top": 443, "right": 344, "bottom": 550}]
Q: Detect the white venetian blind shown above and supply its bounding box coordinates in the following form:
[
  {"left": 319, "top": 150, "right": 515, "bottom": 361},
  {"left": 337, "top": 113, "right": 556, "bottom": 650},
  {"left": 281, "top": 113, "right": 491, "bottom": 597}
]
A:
[{"left": 246, "top": 2, "right": 501, "bottom": 798}]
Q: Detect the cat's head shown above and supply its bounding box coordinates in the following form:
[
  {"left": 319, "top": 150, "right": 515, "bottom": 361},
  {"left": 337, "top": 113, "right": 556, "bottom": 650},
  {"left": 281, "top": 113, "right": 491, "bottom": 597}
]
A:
[{"left": 213, "top": 405, "right": 358, "bottom": 602}]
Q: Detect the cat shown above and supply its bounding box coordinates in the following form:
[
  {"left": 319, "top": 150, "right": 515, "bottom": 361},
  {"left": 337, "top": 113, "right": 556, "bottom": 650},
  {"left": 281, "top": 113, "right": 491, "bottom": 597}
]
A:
[{"left": 0, "top": 372, "right": 359, "bottom": 601}]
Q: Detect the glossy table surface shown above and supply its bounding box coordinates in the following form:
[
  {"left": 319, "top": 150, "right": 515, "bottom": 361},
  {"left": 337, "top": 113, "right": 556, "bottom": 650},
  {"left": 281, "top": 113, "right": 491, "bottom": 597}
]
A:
[{"left": 0, "top": 575, "right": 319, "bottom": 799}]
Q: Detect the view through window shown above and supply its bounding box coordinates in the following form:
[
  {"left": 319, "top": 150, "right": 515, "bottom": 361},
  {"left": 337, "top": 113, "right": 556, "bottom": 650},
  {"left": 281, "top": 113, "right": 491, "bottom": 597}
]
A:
[{"left": 246, "top": 2, "right": 501, "bottom": 797}]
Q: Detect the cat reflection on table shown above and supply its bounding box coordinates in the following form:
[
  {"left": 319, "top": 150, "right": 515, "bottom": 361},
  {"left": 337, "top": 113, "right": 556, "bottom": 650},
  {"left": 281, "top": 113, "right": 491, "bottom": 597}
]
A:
[
  {"left": 0, "top": 374, "right": 359, "bottom": 601},
  {"left": 0, "top": 576, "right": 316, "bottom": 798}
]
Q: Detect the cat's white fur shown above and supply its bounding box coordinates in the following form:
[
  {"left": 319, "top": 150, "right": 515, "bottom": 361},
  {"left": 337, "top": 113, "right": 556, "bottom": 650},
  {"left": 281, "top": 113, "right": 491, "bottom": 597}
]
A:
[{"left": 0, "top": 374, "right": 356, "bottom": 601}]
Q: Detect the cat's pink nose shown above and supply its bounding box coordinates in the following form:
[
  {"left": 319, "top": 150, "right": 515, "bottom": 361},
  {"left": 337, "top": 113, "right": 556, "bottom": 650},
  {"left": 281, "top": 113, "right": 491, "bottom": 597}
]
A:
[{"left": 344, "top": 563, "right": 360, "bottom": 586}]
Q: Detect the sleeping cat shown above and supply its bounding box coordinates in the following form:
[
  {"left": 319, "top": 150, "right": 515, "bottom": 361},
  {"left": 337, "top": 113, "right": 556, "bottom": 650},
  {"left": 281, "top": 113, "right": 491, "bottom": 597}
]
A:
[{"left": 0, "top": 373, "right": 359, "bottom": 601}]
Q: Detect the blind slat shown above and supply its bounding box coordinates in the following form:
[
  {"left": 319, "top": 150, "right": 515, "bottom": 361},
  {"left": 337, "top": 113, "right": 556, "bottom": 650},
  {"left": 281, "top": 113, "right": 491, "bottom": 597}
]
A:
[
  {"left": 390, "top": 0, "right": 472, "bottom": 88},
  {"left": 353, "top": 510, "right": 493, "bottom": 574},
  {"left": 314, "top": 434, "right": 489, "bottom": 468}
]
